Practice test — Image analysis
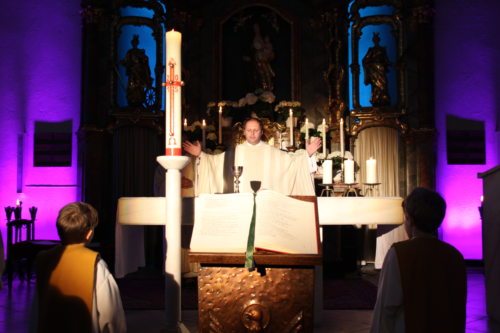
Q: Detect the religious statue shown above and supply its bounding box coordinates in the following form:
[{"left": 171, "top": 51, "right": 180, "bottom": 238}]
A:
[
  {"left": 251, "top": 23, "right": 275, "bottom": 92},
  {"left": 362, "top": 32, "right": 391, "bottom": 107},
  {"left": 120, "top": 35, "right": 153, "bottom": 107}
]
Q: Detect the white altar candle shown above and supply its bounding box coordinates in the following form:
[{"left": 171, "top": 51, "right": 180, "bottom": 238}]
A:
[
  {"left": 165, "top": 29, "right": 182, "bottom": 156},
  {"left": 201, "top": 119, "right": 206, "bottom": 149},
  {"left": 289, "top": 109, "right": 294, "bottom": 147},
  {"left": 366, "top": 157, "right": 377, "bottom": 184},
  {"left": 305, "top": 118, "right": 309, "bottom": 142},
  {"left": 183, "top": 118, "right": 187, "bottom": 131},
  {"left": 322, "top": 118, "right": 327, "bottom": 156},
  {"left": 340, "top": 118, "right": 344, "bottom": 159},
  {"left": 218, "top": 106, "right": 223, "bottom": 144},
  {"left": 322, "top": 159, "right": 333, "bottom": 184},
  {"left": 344, "top": 159, "right": 355, "bottom": 184}
]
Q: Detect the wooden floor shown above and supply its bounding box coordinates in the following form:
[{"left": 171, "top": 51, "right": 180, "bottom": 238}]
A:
[{"left": 0, "top": 267, "right": 496, "bottom": 332}]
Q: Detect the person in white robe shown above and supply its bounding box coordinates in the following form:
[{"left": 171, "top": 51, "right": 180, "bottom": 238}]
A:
[{"left": 183, "top": 118, "right": 322, "bottom": 195}]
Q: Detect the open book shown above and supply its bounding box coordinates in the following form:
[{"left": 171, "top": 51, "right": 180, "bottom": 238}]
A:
[{"left": 189, "top": 190, "right": 319, "bottom": 254}]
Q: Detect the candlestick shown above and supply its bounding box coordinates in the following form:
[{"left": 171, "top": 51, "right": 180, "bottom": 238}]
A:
[
  {"left": 305, "top": 118, "right": 309, "bottom": 142},
  {"left": 340, "top": 118, "right": 344, "bottom": 159},
  {"left": 183, "top": 118, "right": 187, "bottom": 131},
  {"left": 218, "top": 106, "right": 223, "bottom": 144},
  {"left": 344, "top": 159, "right": 355, "bottom": 184},
  {"left": 165, "top": 30, "right": 183, "bottom": 156},
  {"left": 322, "top": 159, "right": 333, "bottom": 184},
  {"left": 201, "top": 119, "right": 206, "bottom": 149},
  {"left": 366, "top": 157, "right": 377, "bottom": 183},
  {"left": 14, "top": 200, "right": 22, "bottom": 220},
  {"left": 289, "top": 109, "right": 294, "bottom": 147},
  {"left": 321, "top": 118, "right": 327, "bottom": 156}
]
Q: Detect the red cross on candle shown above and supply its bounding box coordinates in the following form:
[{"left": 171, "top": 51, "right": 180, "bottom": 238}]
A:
[{"left": 165, "top": 59, "right": 183, "bottom": 143}]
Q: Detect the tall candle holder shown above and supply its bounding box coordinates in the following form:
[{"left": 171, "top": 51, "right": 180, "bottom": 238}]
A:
[
  {"left": 14, "top": 205, "right": 22, "bottom": 220},
  {"left": 29, "top": 206, "right": 38, "bottom": 221},
  {"left": 363, "top": 183, "right": 381, "bottom": 197},
  {"left": 5, "top": 206, "right": 14, "bottom": 222}
]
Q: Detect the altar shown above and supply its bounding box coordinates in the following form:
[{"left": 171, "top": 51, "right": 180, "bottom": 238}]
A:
[{"left": 115, "top": 196, "right": 404, "bottom": 277}]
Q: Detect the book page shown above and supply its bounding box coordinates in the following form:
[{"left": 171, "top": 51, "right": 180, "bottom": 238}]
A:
[
  {"left": 255, "top": 190, "right": 318, "bottom": 254},
  {"left": 190, "top": 193, "right": 254, "bottom": 253}
]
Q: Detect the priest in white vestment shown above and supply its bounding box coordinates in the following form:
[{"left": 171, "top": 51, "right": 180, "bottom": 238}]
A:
[{"left": 183, "top": 118, "right": 322, "bottom": 196}]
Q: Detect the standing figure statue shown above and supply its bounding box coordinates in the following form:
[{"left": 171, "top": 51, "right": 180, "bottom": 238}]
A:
[
  {"left": 251, "top": 23, "right": 275, "bottom": 92},
  {"left": 362, "top": 33, "right": 391, "bottom": 107},
  {"left": 120, "top": 35, "right": 153, "bottom": 107}
]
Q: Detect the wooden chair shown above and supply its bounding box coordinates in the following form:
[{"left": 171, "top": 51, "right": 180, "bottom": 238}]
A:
[{"left": 6, "top": 218, "right": 59, "bottom": 288}]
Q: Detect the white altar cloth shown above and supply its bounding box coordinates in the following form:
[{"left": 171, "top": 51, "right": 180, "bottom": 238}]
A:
[
  {"left": 115, "top": 196, "right": 404, "bottom": 277},
  {"left": 115, "top": 197, "right": 194, "bottom": 278},
  {"left": 317, "top": 196, "right": 404, "bottom": 225}
]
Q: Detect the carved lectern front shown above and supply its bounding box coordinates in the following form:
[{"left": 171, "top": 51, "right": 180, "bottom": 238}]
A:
[{"left": 189, "top": 252, "right": 322, "bottom": 332}]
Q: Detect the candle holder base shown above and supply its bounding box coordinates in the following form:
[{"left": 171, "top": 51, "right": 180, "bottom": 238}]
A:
[
  {"left": 286, "top": 146, "right": 297, "bottom": 152},
  {"left": 363, "top": 183, "right": 381, "bottom": 197},
  {"left": 343, "top": 183, "right": 358, "bottom": 197},
  {"left": 318, "top": 183, "right": 334, "bottom": 197}
]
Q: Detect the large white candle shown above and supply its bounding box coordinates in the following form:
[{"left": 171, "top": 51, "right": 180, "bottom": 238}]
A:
[
  {"left": 165, "top": 30, "right": 182, "bottom": 156},
  {"left": 344, "top": 159, "right": 355, "bottom": 184},
  {"left": 201, "top": 119, "right": 206, "bottom": 149},
  {"left": 366, "top": 157, "right": 377, "bottom": 184},
  {"left": 218, "top": 106, "right": 223, "bottom": 144},
  {"left": 340, "top": 118, "right": 344, "bottom": 159},
  {"left": 305, "top": 118, "right": 309, "bottom": 142},
  {"left": 289, "top": 109, "right": 294, "bottom": 147},
  {"left": 322, "top": 118, "right": 327, "bottom": 156},
  {"left": 322, "top": 159, "right": 333, "bottom": 184}
]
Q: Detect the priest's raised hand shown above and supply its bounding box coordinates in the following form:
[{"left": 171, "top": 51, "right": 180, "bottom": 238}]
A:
[
  {"left": 306, "top": 137, "right": 322, "bottom": 156},
  {"left": 183, "top": 141, "right": 202, "bottom": 157}
]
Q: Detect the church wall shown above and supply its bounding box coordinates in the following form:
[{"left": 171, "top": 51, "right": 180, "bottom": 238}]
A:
[
  {"left": 435, "top": 0, "right": 500, "bottom": 259},
  {"left": 0, "top": 0, "right": 82, "bottom": 243}
]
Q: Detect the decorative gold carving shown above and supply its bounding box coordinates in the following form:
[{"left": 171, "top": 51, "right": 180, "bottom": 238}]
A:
[
  {"left": 197, "top": 266, "right": 314, "bottom": 332},
  {"left": 284, "top": 310, "right": 305, "bottom": 333},
  {"left": 349, "top": 109, "right": 407, "bottom": 138},
  {"left": 241, "top": 303, "right": 270, "bottom": 332}
]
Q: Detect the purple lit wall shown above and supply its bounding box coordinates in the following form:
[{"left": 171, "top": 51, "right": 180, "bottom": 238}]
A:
[
  {"left": 0, "top": 1, "right": 81, "bottom": 245},
  {"left": 435, "top": 0, "right": 500, "bottom": 259}
]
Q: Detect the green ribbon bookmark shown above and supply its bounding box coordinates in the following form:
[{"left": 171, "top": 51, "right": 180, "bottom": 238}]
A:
[{"left": 244, "top": 192, "right": 257, "bottom": 270}]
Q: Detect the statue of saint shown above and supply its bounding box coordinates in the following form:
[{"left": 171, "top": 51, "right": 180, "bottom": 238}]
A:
[
  {"left": 362, "top": 33, "right": 391, "bottom": 107},
  {"left": 120, "top": 35, "right": 152, "bottom": 107},
  {"left": 251, "top": 23, "right": 275, "bottom": 92}
]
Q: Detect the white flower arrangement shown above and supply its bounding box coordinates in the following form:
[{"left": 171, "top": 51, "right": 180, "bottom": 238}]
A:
[
  {"left": 217, "top": 100, "right": 238, "bottom": 108},
  {"left": 300, "top": 121, "right": 316, "bottom": 133},
  {"left": 274, "top": 100, "right": 301, "bottom": 111}
]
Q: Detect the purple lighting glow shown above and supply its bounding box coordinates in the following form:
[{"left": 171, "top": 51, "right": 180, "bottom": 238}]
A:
[
  {"left": 0, "top": 1, "right": 82, "bottom": 246},
  {"left": 435, "top": 1, "right": 500, "bottom": 259}
]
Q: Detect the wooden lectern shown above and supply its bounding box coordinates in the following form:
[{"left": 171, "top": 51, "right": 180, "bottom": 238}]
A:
[
  {"left": 478, "top": 165, "right": 500, "bottom": 323},
  {"left": 189, "top": 195, "right": 321, "bottom": 332}
]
